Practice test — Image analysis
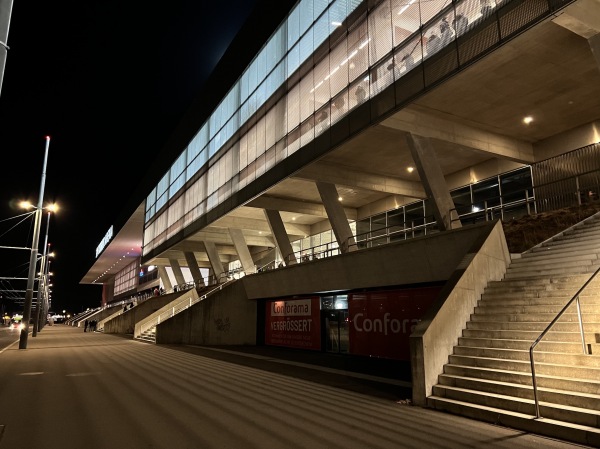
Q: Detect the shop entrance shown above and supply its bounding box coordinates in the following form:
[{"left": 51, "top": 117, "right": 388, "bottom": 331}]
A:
[{"left": 323, "top": 310, "right": 349, "bottom": 354}]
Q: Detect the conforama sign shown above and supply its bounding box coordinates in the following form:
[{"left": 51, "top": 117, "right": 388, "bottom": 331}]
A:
[
  {"left": 265, "top": 297, "right": 321, "bottom": 350},
  {"left": 348, "top": 286, "right": 442, "bottom": 360}
]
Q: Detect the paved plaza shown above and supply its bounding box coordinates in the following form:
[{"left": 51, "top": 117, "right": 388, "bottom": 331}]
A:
[{"left": 0, "top": 326, "right": 592, "bottom": 449}]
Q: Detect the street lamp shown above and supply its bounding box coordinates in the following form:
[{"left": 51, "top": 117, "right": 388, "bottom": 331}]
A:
[
  {"left": 19, "top": 136, "right": 50, "bottom": 350},
  {"left": 33, "top": 207, "right": 56, "bottom": 336}
]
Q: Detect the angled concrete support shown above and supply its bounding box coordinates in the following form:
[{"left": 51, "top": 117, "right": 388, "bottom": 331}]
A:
[
  {"left": 169, "top": 258, "right": 186, "bottom": 287},
  {"left": 184, "top": 251, "right": 205, "bottom": 287},
  {"left": 316, "top": 181, "right": 356, "bottom": 253},
  {"left": 158, "top": 265, "right": 173, "bottom": 292},
  {"left": 228, "top": 228, "right": 256, "bottom": 273},
  {"left": 204, "top": 241, "right": 225, "bottom": 281},
  {"left": 405, "top": 133, "right": 461, "bottom": 231},
  {"left": 590, "top": 33, "right": 600, "bottom": 72},
  {"left": 264, "top": 209, "right": 297, "bottom": 265}
]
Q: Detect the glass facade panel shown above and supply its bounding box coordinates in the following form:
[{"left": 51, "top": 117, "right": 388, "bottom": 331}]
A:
[
  {"left": 144, "top": 0, "right": 524, "bottom": 256},
  {"left": 473, "top": 177, "right": 500, "bottom": 209},
  {"left": 368, "top": 0, "right": 393, "bottom": 66}
]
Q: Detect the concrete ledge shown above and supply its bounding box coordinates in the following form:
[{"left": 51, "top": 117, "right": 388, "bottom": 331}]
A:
[{"left": 410, "top": 220, "right": 511, "bottom": 406}]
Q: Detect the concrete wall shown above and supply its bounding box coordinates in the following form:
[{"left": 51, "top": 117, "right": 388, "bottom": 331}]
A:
[
  {"left": 103, "top": 293, "right": 180, "bottom": 334},
  {"left": 156, "top": 280, "right": 256, "bottom": 345},
  {"left": 155, "top": 221, "right": 498, "bottom": 347},
  {"left": 534, "top": 120, "right": 600, "bottom": 161},
  {"left": 409, "top": 219, "right": 511, "bottom": 406},
  {"left": 242, "top": 221, "right": 496, "bottom": 300}
]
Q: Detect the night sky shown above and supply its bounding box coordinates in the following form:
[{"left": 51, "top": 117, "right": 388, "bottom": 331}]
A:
[{"left": 0, "top": 1, "right": 294, "bottom": 315}]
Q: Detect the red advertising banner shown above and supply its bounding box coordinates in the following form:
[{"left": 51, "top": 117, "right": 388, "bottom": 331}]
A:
[
  {"left": 348, "top": 286, "right": 442, "bottom": 360},
  {"left": 265, "top": 297, "right": 321, "bottom": 350}
]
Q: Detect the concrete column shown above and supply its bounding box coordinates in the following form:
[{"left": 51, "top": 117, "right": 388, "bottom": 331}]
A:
[
  {"left": 184, "top": 251, "right": 205, "bottom": 287},
  {"left": 158, "top": 265, "right": 173, "bottom": 292},
  {"left": 264, "top": 209, "right": 297, "bottom": 265},
  {"left": 169, "top": 258, "right": 186, "bottom": 288},
  {"left": 316, "top": 181, "right": 356, "bottom": 253},
  {"left": 590, "top": 33, "right": 600, "bottom": 72},
  {"left": 405, "top": 133, "right": 461, "bottom": 231},
  {"left": 204, "top": 241, "right": 225, "bottom": 282},
  {"left": 228, "top": 228, "right": 256, "bottom": 273}
]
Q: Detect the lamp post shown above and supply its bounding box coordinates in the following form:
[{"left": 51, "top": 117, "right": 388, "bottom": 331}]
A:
[
  {"left": 42, "top": 255, "right": 52, "bottom": 328},
  {"left": 33, "top": 209, "right": 54, "bottom": 337},
  {"left": 19, "top": 136, "right": 50, "bottom": 350}
]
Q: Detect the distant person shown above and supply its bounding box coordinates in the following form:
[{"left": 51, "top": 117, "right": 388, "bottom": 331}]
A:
[
  {"left": 426, "top": 33, "right": 441, "bottom": 56},
  {"left": 439, "top": 17, "right": 454, "bottom": 47},
  {"left": 355, "top": 85, "right": 366, "bottom": 104},
  {"left": 153, "top": 287, "right": 159, "bottom": 296},
  {"left": 480, "top": 0, "right": 495, "bottom": 16},
  {"left": 401, "top": 53, "right": 416, "bottom": 72},
  {"left": 452, "top": 14, "right": 469, "bottom": 36},
  {"left": 84, "top": 319, "right": 88, "bottom": 332}
]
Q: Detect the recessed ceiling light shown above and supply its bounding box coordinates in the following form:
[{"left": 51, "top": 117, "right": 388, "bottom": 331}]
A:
[
  {"left": 407, "top": 166, "right": 414, "bottom": 173},
  {"left": 338, "top": 196, "right": 343, "bottom": 201},
  {"left": 523, "top": 116, "right": 533, "bottom": 125}
]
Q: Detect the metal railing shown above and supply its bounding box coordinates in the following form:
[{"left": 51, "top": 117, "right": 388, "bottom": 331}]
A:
[
  {"left": 349, "top": 217, "right": 439, "bottom": 251},
  {"left": 528, "top": 266, "right": 600, "bottom": 418},
  {"left": 137, "top": 276, "right": 239, "bottom": 338}
]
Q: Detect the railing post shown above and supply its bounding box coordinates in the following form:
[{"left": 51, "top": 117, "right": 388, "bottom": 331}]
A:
[
  {"left": 529, "top": 348, "right": 541, "bottom": 418},
  {"left": 575, "top": 297, "right": 588, "bottom": 355}
]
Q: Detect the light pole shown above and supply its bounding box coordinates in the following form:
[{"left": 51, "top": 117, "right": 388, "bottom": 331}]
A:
[
  {"left": 19, "top": 136, "right": 50, "bottom": 350},
  {"left": 33, "top": 208, "right": 55, "bottom": 337},
  {"left": 42, "top": 256, "right": 52, "bottom": 327}
]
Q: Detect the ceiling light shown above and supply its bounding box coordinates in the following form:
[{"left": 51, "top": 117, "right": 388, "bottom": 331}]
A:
[
  {"left": 338, "top": 196, "right": 343, "bottom": 201},
  {"left": 523, "top": 116, "right": 533, "bottom": 125},
  {"left": 407, "top": 166, "right": 414, "bottom": 173}
]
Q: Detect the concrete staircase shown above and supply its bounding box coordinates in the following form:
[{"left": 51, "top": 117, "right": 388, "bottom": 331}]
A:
[
  {"left": 427, "top": 213, "right": 600, "bottom": 447},
  {"left": 137, "top": 326, "right": 156, "bottom": 343}
]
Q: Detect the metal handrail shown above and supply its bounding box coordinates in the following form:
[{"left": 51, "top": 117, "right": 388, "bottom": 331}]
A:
[
  {"left": 138, "top": 276, "right": 239, "bottom": 337},
  {"left": 529, "top": 265, "right": 600, "bottom": 418}
]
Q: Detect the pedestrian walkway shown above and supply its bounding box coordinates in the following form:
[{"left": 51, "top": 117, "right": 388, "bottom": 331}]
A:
[{"left": 0, "top": 325, "right": 592, "bottom": 449}]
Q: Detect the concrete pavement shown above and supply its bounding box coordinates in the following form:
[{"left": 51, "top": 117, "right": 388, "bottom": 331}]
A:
[{"left": 0, "top": 325, "right": 592, "bottom": 449}]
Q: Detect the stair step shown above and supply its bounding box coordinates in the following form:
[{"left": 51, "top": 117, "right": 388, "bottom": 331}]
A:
[
  {"left": 448, "top": 354, "right": 599, "bottom": 380},
  {"left": 535, "top": 238, "right": 600, "bottom": 252},
  {"left": 457, "top": 336, "right": 585, "bottom": 353},
  {"left": 427, "top": 396, "right": 600, "bottom": 447},
  {"left": 504, "top": 265, "right": 600, "bottom": 279},
  {"left": 558, "top": 227, "right": 600, "bottom": 239},
  {"left": 445, "top": 361, "right": 600, "bottom": 394},
  {"left": 543, "top": 228, "right": 600, "bottom": 242},
  {"left": 437, "top": 374, "right": 600, "bottom": 410},
  {"left": 461, "top": 328, "right": 595, "bottom": 342},
  {"left": 479, "top": 293, "right": 600, "bottom": 304},
  {"left": 466, "top": 320, "right": 600, "bottom": 333},
  {"left": 487, "top": 274, "right": 591, "bottom": 289},
  {"left": 518, "top": 248, "right": 600, "bottom": 262},
  {"left": 470, "top": 312, "right": 600, "bottom": 322},
  {"left": 473, "top": 303, "right": 600, "bottom": 315},
  {"left": 453, "top": 346, "right": 600, "bottom": 368},
  {"left": 430, "top": 385, "right": 600, "bottom": 427},
  {"left": 511, "top": 251, "right": 599, "bottom": 264}
]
